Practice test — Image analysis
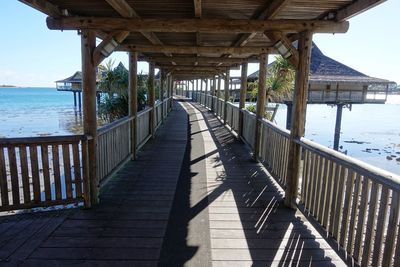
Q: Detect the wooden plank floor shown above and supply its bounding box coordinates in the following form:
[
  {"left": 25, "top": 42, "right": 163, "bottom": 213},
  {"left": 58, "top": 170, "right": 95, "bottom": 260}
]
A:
[{"left": 0, "top": 99, "right": 346, "bottom": 266}]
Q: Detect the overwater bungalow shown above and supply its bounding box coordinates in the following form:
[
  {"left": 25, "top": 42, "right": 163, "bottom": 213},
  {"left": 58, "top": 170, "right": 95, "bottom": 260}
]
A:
[{"left": 1, "top": 0, "right": 399, "bottom": 266}]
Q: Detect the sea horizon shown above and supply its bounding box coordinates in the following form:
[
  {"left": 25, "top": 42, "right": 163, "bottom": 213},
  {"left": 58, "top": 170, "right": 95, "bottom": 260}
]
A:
[{"left": 0, "top": 86, "right": 399, "bottom": 175}]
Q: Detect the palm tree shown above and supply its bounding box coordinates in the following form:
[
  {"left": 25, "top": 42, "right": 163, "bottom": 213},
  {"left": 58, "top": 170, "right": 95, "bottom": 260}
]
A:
[{"left": 247, "top": 56, "right": 295, "bottom": 120}]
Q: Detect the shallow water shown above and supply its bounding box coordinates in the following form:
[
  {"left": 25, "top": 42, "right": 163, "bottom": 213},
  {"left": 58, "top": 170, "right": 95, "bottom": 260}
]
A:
[
  {"left": 272, "top": 95, "right": 400, "bottom": 175},
  {"left": 1, "top": 88, "right": 399, "bottom": 174},
  {"left": 0, "top": 87, "right": 83, "bottom": 137}
]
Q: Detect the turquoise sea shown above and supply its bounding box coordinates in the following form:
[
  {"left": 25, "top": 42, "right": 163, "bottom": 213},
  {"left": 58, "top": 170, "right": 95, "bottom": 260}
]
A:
[{"left": 0, "top": 87, "right": 399, "bottom": 174}]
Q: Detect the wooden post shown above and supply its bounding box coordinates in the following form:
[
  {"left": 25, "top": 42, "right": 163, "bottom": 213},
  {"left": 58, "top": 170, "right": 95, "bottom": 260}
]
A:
[
  {"left": 333, "top": 103, "right": 344, "bottom": 151},
  {"left": 211, "top": 76, "right": 216, "bottom": 112},
  {"left": 160, "top": 70, "right": 165, "bottom": 124},
  {"left": 73, "top": 91, "right": 77, "bottom": 107},
  {"left": 285, "top": 31, "right": 313, "bottom": 208},
  {"left": 149, "top": 62, "right": 155, "bottom": 137},
  {"left": 129, "top": 52, "right": 138, "bottom": 160},
  {"left": 81, "top": 29, "right": 97, "bottom": 205},
  {"left": 205, "top": 78, "right": 209, "bottom": 106},
  {"left": 254, "top": 54, "right": 268, "bottom": 160},
  {"left": 224, "top": 69, "right": 230, "bottom": 124},
  {"left": 78, "top": 91, "right": 82, "bottom": 112},
  {"left": 285, "top": 102, "right": 293, "bottom": 130},
  {"left": 239, "top": 62, "right": 248, "bottom": 138}
]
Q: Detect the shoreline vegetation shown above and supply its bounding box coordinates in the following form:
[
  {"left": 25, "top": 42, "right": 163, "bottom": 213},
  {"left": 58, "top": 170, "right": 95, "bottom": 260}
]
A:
[{"left": 0, "top": 84, "right": 17, "bottom": 87}]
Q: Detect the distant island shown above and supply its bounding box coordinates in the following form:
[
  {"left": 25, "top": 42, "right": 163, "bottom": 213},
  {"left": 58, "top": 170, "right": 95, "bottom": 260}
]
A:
[{"left": 0, "top": 84, "right": 17, "bottom": 88}]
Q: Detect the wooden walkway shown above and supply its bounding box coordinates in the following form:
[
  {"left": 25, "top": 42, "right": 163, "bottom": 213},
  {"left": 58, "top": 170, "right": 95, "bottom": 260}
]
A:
[{"left": 0, "top": 99, "right": 345, "bottom": 266}]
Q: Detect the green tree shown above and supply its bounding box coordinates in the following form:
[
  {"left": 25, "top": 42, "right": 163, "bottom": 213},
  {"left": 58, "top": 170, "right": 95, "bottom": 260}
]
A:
[
  {"left": 98, "top": 61, "right": 148, "bottom": 122},
  {"left": 246, "top": 56, "right": 295, "bottom": 120}
]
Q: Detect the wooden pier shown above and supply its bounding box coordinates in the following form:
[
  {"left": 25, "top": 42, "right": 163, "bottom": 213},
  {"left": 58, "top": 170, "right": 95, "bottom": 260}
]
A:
[{"left": 0, "top": 100, "right": 345, "bottom": 266}]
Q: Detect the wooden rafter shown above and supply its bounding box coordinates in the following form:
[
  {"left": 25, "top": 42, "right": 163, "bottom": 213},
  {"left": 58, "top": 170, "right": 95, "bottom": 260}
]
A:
[
  {"left": 105, "top": 0, "right": 172, "bottom": 57},
  {"left": 233, "top": 0, "right": 290, "bottom": 47},
  {"left": 336, "top": 0, "right": 386, "bottom": 21},
  {"left": 143, "top": 56, "right": 258, "bottom": 64},
  {"left": 194, "top": 0, "right": 202, "bottom": 18},
  {"left": 125, "top": 45, "right": 274, "bottom": 56},
  {"left": 264, "top": 31, "right": 299, "bottom": 69},
  {"left": 47, "top": 17, "right": 349, "bottom": 34},
  {"left": 93, "top": 31, "right": 130, "bottom": 66}
]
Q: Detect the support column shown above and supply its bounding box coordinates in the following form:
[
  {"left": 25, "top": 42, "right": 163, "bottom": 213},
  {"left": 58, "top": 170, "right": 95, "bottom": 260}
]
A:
[
  {"left": 149, "top": 62, "right": 155, "bottom": 137},
  {"left": 224, "top": 70, "right": 230, "bottom": 124},
  {"left": 78, "top": 91, "right": 82, "bottom": 112},
  {"left": 211, "top": 76, "right": 216, "bottom": 112},
  {"left": 285, "top": 31, "right": 313, "bottom": 208},
  {"left": 81, "top": 29, "right": 97, "bottom": 205},
  {"left": 334, "top": 103, "right": 344, "bottom": 151},
  {"left": 129, "top": 52, "right": 138, "bottom": 160},
  {"left": 285, "top": 102, "right": 293, "bottom": 130},
  {"left": 216, "top": 75, "right": 222, "bottom": 115},
  {"left": 160, "top": 70, "right": 165, "bottom": 124},
  {"left": 205, "top": 78, "right": 209, "bottom": 106},
  {"left": 239, "top": 62, "right": 248, "bottom": 138},
  {"left": 254, "top": 54, "right": 268, "bottom": 160},
  {"left": 73, "top": 91, "right": 77, "bottom": 107}
]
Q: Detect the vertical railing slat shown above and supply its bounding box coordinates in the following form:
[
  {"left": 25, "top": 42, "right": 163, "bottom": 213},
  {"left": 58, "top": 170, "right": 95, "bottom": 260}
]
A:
[
  {"left": 19, "top": 145, "right": 30, "bottom": 204},
  {"left": 8, "top": 146, "right": 20, "bottom": 206},
  {"left": 382, "top": 191, "right": 400, "bottom": 266},
  {"left": 72, "top": 143, "right": 83, "bottom": 198},
  {"left": 52, "top": 144, "right": 62, "bottom": 200},
  {"left": 29, "top": 145, "right": 41, "bottom": 203},
  {"left": 40, "top": 144, "right": 52, "bottom": 201},
  {"left": 0, "top": 147, "right": 9, "bottom": 206},
  {"left": 62, "top": 144, "right": 73, "bottom": 199}
]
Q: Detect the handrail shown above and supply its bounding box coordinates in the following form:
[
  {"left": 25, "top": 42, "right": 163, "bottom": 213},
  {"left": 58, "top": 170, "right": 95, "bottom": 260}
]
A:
[
  {"left": 260, "top": 117, "right": 291, "bottom": 138},
  {"left": 97, "top": 116, "right": 133, "bottom": 135},
  {"left": 296, "top": 136, "right": 400, "bottom": 191},
  {"left": 137, "top": 107, "right": 152, "bottom": 118},
  {"left": 0, "top": 134, "right": 85, "bottom": 145}
]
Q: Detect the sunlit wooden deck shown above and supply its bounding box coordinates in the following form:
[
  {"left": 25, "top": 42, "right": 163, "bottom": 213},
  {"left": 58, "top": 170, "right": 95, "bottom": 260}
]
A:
[{"left": 0, "top": 100, "right": 345, "bottom": 266}]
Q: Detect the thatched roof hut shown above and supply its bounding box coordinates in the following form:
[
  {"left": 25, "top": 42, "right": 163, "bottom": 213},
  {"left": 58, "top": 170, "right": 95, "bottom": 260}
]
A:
[{"left": 248, "top": 43, "right": 396, "bottom": 103}]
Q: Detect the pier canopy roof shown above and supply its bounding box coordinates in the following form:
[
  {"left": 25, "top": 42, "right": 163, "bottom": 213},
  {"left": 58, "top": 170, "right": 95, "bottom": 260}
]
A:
[
  {"left": 20, "top": 0, "right": 386, "bottom": 79},
  {"left": 56, "top": 71, "right": 82, "bottom": 84}
]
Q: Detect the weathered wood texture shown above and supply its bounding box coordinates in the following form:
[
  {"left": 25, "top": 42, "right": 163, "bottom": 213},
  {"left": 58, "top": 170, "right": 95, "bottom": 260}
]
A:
[
  {"left": 97, "top": 117, "right": 132, "bottom": 183},
  {"left": 0, "top": 136, "right": 89, "bottom": 212},
  {"left": 189, "top": 100, "right": 345, "bottom": 266},
  {"left": 0, "top": 100, "right": 187, "bottom": 266},
  {"left": 192, "top": 91, "right": 400, "bottom": 266}
]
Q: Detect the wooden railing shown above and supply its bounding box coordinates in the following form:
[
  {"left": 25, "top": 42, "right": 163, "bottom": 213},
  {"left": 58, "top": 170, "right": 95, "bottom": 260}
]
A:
[
  {"left": 0, "top": 97, "right": 174, "bottom": 212},
  {"left": 97, "top": 117, "right": 132, "bottom": 183},
  {"left": 0, "top": 135, "right": 89, "bottom": 212},
  {"left": 297, "top": 138, "right": 400, "bottom": 267},
  {"left": 192, "top": 91, "right": 400, "bottom": 266},
  {"left": 137, "top": 107, "right": 152, "bottom": 150},
  {"left": 259, "top": 119, "right": 290, "bottom": 187}
]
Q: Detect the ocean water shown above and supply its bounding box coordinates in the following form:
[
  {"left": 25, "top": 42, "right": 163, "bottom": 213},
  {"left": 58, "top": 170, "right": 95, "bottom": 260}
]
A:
[
  {"left": 0, "top": 87, "right": 83, "bottom": 137},
  {"left": 272, "top": 96, "right": 400, "bottom": 175},
  {"left": 1, "top": 87, "right": 399, "bottom": 174}
]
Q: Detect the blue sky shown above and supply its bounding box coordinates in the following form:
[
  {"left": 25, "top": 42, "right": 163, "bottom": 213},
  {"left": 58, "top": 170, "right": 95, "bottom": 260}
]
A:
[{"left": 0, "top": 0, "right": 399, "bottom": 87}]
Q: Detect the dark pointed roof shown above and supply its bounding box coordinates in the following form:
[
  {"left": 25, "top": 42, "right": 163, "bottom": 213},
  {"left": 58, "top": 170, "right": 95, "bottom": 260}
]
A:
[
  {"left": 248, "top": 43, "right": 394, "bottom": 85},
  {"left": 56, "top": 71, "right": 82, "bottom": 83}
]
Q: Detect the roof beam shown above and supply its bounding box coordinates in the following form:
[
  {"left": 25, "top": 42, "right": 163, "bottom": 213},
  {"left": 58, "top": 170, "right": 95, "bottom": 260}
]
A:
[
  {"left": 105, "top": 0, "right": 138, "bottom": 17},
  {"left": 144, "top": 56, "right": 258, "bottom": 64},
  {"left": 158, "top": 66, "right": 227, "bottom": 72},
  {"left": 264, "top": 31, "right": 299, "bottom": 69},
  {"left": 234, "top": 0, "right": 290, "bottom": 47},
  {"left": 194, "top": 0, "right": 202, "bottom": 18},
  {"left": 125, "top": 45, "right": 274, "bottom": 56},
  {"left": 19, "top": 0, "right": 62, "bottom": 17},
  {"left": 335, "top": 0, "right": 386, "bottom": 21},
  {"left": 93, "top": 31, "right": 130, "bottom": 66},
  {"left": 47, "top": 17, "right": 350, "bottom": 34},
  {"left": 105, "top": 0, "right": 172, "bottom": 57}
]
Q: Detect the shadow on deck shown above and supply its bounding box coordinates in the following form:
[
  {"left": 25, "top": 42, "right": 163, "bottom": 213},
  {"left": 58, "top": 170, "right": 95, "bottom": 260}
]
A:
[{"left": 0, "top": 99, "right": 345, "bottom": 266}]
